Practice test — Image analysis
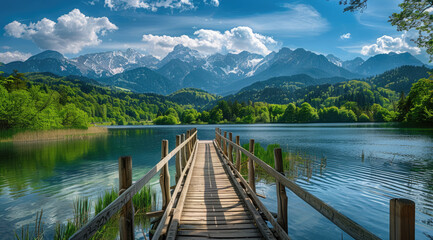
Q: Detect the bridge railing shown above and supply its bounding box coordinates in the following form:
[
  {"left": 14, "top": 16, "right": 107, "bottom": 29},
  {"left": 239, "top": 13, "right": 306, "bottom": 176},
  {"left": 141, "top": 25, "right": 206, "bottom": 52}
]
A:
[
  {"left": 69, "top": 128, "right": 198, "bottom": 240},
  {"left": 215, "top": 128, "right": 415, "bottom": 240}
]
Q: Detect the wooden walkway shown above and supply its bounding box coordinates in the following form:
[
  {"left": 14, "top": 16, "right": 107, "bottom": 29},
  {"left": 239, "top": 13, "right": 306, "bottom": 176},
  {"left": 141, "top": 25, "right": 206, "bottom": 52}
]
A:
[
  {"left": 174, "top": 141, "right": 266, "bottom": 239},
  {"left": 70, "top": 128, "right": 412, "bottom": 240}
]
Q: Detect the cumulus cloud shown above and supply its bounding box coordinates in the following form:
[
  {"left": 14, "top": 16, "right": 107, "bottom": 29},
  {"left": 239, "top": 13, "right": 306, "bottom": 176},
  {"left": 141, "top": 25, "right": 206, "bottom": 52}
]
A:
[
  {"left": 0, "top": 51, "right": 32, "bottom": 63},
  {"left": 340, "top": 33, "right": 351, "bottom": 40},
  {"left": 4, "top": 9, "right": 118, "bottom": 54},
  {"left": 104, "top": 0, "right": 219, "bottom": 11},
  {"left": 361, "top": 33, "right": 421, "bottom": 56},
  {"left": 141, "top": 26, "right": 277, "bottom": 58}
]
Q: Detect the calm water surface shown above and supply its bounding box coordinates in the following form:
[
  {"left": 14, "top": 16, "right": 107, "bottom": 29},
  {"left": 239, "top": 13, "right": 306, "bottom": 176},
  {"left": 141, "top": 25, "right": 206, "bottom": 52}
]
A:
[{"left": 0, "top": 123, "right": 432, "bottom": 239}]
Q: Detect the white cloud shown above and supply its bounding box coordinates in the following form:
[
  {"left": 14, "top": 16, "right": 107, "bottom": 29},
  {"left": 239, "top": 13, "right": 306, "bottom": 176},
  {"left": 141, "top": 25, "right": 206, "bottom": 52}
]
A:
[
  {"left": 340, "top": 33, "right": 351, "bottom": 40},
  {"left": 4, "top": 9, "right": 118, "bottom": 54},
  {"left": 361, "top": 33, "right": 421, "bottom": 56},
  {"left": 104, "top": 0, "right": 216, "bottom": 11},
  {"left": 141, "top": 26, "right": 277, "bottom": 58},
  {"left": 0, "top": 51, "right": 32, "bottom": 63}
]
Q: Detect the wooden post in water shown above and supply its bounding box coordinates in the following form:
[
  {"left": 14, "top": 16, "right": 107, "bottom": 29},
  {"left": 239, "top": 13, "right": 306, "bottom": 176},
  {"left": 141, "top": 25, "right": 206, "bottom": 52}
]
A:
[
  {"left": 228, "top": 132, "right": 233, "bottom": 163},
  {"left": 223, "top": 131, "right": 227, "bottom": 157},
  {"left": 181, "top": 134, "right": 187, "bottom": 168},
  {"left": 160, "top": 140, "right": 171, "bottom": 210},
  {"left": 175, "top": 135, "right": 182, "bottom": 183},
  {"left": 390, "top": 198, "right": 415, "bottom": 240},
  {"left": 248, "top": 139, "right": 256, "bottom": 193},
  {"left": 235, "top": 136, "right": 241, "bottom": 171},
  {"left": 119, "top": 156, "right": 134, "bottom": 240},
  {"left": 274, "top": 148, "right": 288, "bottom": 233}
]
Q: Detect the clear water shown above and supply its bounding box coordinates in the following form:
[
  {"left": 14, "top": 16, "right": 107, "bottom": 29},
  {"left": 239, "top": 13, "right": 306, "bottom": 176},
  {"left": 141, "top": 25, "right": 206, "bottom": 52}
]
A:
[{"left": 0, "top": 123, "right": 432, "bottom": 239}]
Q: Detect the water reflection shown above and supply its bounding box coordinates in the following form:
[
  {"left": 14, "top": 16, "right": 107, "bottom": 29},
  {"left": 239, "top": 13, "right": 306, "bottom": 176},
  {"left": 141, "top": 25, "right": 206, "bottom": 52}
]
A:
[{"left": 0, "top": 123, "right": 432, "bottom": 239}]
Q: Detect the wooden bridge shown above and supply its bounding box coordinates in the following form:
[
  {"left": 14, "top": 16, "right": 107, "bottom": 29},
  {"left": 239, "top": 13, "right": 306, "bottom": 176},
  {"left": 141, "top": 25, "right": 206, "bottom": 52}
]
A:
[{"left": 70, "top": 128, "right": 415, "bottom": 240}]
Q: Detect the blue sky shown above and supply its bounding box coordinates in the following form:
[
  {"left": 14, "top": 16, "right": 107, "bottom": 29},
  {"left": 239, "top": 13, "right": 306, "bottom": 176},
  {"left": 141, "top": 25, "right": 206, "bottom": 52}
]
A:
[{"left": 0, "top": 0, "right": 429, "bottom": 63}]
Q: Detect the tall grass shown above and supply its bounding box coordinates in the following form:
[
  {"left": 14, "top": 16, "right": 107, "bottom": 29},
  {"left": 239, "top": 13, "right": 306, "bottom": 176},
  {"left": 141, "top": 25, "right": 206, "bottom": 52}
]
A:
[
  {"left": 2, "top": 127, "right": 108, "bottom": 143},
  {"left": 14, "top": 210, "right": 44, "bottom": 240},
  {"left": 18, "top": 185, "right": 156, "bottom": 240}
]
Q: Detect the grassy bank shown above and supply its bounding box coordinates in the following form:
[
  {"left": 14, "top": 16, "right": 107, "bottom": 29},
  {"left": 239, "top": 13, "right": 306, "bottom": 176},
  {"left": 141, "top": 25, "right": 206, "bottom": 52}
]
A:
[{"left": 0, "top": 127, "right": 108, "bottom": 143}]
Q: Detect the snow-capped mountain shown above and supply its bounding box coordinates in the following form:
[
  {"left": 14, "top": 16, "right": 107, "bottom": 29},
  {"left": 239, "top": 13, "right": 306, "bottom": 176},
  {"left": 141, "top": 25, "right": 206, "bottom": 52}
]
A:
[
  {"left": 158, "top": 45, "right": 204, "bottom": 68},
  {"left": 326, "top": 54, "right": 343, "bottom": 67},
  {"left": 0, "top": 45, "right": 427, "bottom": 95},
  {"left": 204, "top": 51, "right": 264, "bottom": 80},
  {"left": 71, "top": 48, "right": 159, "bottom": 78}
]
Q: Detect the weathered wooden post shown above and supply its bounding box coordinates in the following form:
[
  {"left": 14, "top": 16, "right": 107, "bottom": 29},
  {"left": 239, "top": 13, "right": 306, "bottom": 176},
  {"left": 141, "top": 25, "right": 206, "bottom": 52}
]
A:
[
  {"left": 175, "top": 135, "right": 182, "bottom": 183},
  {"left": 160, "top": 140, "right": 171, "bottom": 210},
  {"left": 248, "top": 139, "right": 256, "bottom": 193},
  {"left": 215, "top": 128, "right": 219, "bottom": 146},
  {"left": 274, "top": 148, "right": 288, "bottom": 233},
  {"left": 228, "top": 132, "right": 233, "bottom": 163},
  {"left": 181, "top": 134, "right": 187, "bottom": 168},
  {"left": 219, "top": 129, "right": 223, "bottom": 149},
  {"left": 223, "top": 131, "right": 227, "bottom": 157},
  {"left": 235, "top": 136, "right": 241, "bottom": 171},
  {"left": 186, "top": 130, "right": 191, "bottom": 160},
  {"left": 119, "top": 156, "right": 134, "bottom": 240},
  {"left": 390, "top": 198, "right": 415, "bottom": 240}
]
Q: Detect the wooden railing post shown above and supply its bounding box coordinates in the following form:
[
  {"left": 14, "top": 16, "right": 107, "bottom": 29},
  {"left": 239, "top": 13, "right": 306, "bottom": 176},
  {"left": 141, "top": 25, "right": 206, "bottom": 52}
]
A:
[
  {"left": 186, "top": 130, "right": 191, "bottom": 160},
  {"left": 219, "top": 129, "right": 222, "bottom": 148},
  {"left": 274, "top": 148, "right": 288, "bottom": 233},
  {"left": 223, "top": 131, "right": 227, "bottom": 157},
  {"left": 160, "top": 140, "right": 171, "bottom": 210},
  {"left": 215, "top": 128, "right": 219, "bottom": 146},
  {"left": 390, "top": 198, "right": 415, "bottom": 240},
  {"left": 119, "top": 156, "right": 134, "bottom": 240},
  {"left": 175, "top": 135, "right": 181, "bottom": 183},
  {"left": 235, "top": 136, "right": 241, "bottom": 171},
  {"left": 181, "top": 134, "right": 186, "bottom": 169},
  {"left": 248, "top": 139, "right": 256, "bottom": 193},
  {"left": 228, "top": 132, "right": 233, "bottom": 163}
]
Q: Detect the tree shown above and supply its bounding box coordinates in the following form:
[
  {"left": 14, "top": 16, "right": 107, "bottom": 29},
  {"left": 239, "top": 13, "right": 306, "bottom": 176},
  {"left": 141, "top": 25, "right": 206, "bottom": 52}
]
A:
[
  {"left": 298, "top": 102, "right": 319, "bottom": 122},
  {"left": 280, "top": 103, "right": 297, "bottom": 123},
  {"left": 341, "top": 0, "right": 433, "bottom": 61}
]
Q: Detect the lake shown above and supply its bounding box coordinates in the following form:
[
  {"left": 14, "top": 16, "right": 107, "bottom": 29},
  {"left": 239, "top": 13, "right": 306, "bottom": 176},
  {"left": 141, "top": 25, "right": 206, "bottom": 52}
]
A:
[{"left": 0, "top": 123, "right": 432, "bottom": 239}]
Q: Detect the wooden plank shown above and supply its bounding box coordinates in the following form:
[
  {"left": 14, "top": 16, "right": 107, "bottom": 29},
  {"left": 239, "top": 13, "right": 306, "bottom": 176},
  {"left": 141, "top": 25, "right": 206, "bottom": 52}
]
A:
[
  {"left": 213, "top": 140, "right": 276, "bottom": 240},
  {"left": 177, "top": 237, "right": 263, "bottom": 240},
  {"left": 216, "top": 131, "right": 380, "bottom": 240},
  {"left": 179, "top": 223, "right": 257, "bottom": 230},
  {"left": 274, "top": 148, "right": 288, "bottom": 233},
  {"left": 180, "top": 219, "right": 254, "bottom": 225},
  {"left": 177, "top": 230, "right": 262, "bottom": 238}
]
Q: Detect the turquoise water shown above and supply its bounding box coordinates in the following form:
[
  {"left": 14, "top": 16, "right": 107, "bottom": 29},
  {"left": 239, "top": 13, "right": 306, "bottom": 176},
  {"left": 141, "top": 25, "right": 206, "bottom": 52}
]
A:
[{"left": 0, "top": 123, "right": 432, "bottom": 239}]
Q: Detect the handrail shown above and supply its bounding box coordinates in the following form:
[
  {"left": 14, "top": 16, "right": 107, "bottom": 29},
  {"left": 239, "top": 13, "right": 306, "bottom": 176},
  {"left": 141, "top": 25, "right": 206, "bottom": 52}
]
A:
[
  {"left": 215, "top": 130, "right": 380, "bottom": 240},
  {"left": 69, "top": 130, "right": 197, "bottom": 240}
]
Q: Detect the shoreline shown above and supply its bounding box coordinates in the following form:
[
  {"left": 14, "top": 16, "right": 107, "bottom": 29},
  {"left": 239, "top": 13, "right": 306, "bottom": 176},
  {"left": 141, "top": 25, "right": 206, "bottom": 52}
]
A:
[{"left": 0, "top": 126, "right": 108, "bottom": 143}]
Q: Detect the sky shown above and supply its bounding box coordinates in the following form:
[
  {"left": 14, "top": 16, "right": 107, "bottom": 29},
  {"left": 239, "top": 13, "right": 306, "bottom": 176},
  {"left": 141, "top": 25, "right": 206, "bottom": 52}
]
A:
[{"left": 0, "top": 0, "right": 430, "bottom": 63}]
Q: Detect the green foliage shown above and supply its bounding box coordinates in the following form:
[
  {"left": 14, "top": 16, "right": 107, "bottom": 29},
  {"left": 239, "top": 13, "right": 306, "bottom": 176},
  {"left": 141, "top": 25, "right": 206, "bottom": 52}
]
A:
[
  {"left": 397, "top": 76, "right": 433, "bottom": 123},
  {"left": 0, "top": 72, "right": 185, "bottom": 129}
]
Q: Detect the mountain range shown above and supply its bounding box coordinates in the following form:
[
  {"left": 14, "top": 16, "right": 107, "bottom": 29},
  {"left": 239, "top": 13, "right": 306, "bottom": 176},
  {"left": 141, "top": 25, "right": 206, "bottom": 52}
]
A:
[{"left": 0, "top": 45, "right": 427, "bottom": 95}]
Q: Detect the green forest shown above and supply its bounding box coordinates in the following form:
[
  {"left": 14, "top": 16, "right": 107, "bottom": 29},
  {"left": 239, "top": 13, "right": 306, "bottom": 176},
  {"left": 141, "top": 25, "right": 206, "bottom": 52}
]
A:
[{"left": 0, "top": 68, "right": 432, "bottom": 130}]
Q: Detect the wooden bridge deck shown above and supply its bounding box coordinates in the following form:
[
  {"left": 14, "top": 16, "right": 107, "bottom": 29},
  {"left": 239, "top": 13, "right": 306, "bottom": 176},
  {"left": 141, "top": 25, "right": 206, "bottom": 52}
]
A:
[{"left": 173, "top": 140, "right": 267, "bottom": 240}]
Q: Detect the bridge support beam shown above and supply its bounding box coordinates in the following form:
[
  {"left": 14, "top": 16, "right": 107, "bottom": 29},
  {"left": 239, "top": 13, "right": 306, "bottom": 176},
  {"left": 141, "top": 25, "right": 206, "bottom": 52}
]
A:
[
  {"left": 160, "top": 140, "right": 171, "bottom": 210},
  {"left": 119, "top": 156, "right": 134, "bottom": 240},
  {"left": 274, "top": 148, "right": 288, "bottom": 233},
  {"left": 248, "top": 139, "right": 256, "bottom": 193}
]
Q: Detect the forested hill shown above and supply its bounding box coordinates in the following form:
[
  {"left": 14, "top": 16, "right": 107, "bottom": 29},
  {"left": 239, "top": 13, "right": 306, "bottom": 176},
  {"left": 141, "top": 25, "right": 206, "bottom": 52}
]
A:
[
  {"left": 167, "top": 88, "right": 221, "bottom": 108},
  {"left": 0, "top": 72, "right": 183, "bottom": 129},
  {"left": 220, "top": 65, "right": 431, "bottom": 105}
]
